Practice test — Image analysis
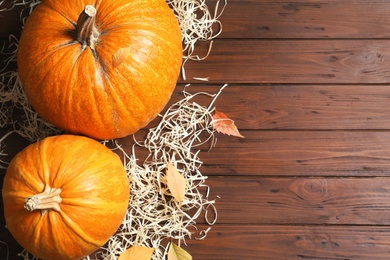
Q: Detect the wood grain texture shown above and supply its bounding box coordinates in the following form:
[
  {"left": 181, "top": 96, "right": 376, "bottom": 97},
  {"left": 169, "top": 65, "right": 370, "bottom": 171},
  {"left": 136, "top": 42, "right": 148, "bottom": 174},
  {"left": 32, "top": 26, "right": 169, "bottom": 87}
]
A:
[
  {"left": 182, "top": 39, "right": 390, "bottom": 84},
  {"left": 186, "top": 224, "right": 390, "bottom": 259},
  {"left": 6, "top": 131, "right": 390, "bottom": 222},
  {"left": 171, "top": 85, "right": 390, "bottom": 130},
  {"left": 4, "top": 1, "right": 390, "bottom": 40},
  {"left": 114, "top": 130, "right": 390, "bottom": 177},
  {"left": 219, "top": 0, "right": 390, "bottom": 39},
  {"left": 206, "top": 176, "right": 390, "bottom": 225},
  {"left": 180, "top": 131, "right": 390, "bottom": 176}
]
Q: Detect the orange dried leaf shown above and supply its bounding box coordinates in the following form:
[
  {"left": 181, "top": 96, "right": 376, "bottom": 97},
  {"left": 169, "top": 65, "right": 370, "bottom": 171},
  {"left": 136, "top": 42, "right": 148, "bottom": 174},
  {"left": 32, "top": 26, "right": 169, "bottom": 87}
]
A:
[
  {"left": 212, "top": 109, "right": 244, "bottom": 138},
  {"left": 167, "top": 242, "right": 192, "bottom": 260},
  {"left": 166, "top": 162, "right": 186, "bottom": 206},
  {"left": 118, "top": 245, "right": 154, "bottom": 260},
  {"left": 113, "top": 47, "right": 132, "bottom": 68}
]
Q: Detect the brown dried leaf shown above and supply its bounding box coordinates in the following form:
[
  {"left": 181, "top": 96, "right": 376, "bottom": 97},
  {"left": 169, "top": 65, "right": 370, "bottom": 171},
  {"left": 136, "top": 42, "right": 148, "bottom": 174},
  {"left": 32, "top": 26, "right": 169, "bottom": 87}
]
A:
[
  {"left": 167, "top": 242, "right": 192, "bottom": 260},
  {"left": 166, "top": 162, "right": 186, "bottom": 206},
  {"left": 113, "top": 47, "right": 132, "bottom": 68},
  {"left": 212, "top": 109, "right": 244, "bottom": 138},
  {"left": 118, "top": 245, "right": 154, "bottom": 260}
]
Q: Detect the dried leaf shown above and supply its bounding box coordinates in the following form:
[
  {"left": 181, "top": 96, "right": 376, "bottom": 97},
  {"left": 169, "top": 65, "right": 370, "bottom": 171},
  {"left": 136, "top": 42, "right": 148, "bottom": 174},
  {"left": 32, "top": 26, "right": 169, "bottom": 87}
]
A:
[
  {"left": 118, "top": 245, "right": 154, "bottom": 260},
  {"left": 212, "top": 109, "right": 244, "bottom": 138},
  {"left": 168, "top": 242, "right": 192, "bottom": 260},
  {"left": 166, "top": 162, "right": 186, "bottom": 206},
  {"left": 113, "top": 47, "right": 132, "bottom": 68}
]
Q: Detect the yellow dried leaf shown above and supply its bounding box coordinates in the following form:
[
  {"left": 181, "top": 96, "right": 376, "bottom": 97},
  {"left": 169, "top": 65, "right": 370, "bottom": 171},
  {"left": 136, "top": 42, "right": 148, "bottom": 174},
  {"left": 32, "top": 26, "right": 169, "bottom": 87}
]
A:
[
  {"left": 118, "top": 245, "right": 154, "bottom": 260},
  {"left": 167, "top": 242, "right": 192, "bottom": 260},
  {"left": 112, "top": 47, "right": 132, "bottom": 68},
  {"left": 212, "top": 109, "right": 244, "bottom": 138},
  {"left": 166, "top": 162, "right": 186, "bottom": 206}
]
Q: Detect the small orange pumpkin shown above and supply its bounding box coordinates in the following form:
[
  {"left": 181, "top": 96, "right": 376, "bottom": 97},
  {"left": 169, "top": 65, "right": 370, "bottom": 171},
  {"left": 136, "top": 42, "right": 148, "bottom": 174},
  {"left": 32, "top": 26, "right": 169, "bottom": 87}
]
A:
[
  {"left": 2, "top": 135, "right": 129, "bottom": 260},
  {"left": 17, "top": 0, "right": 183, "bottom": 139}
]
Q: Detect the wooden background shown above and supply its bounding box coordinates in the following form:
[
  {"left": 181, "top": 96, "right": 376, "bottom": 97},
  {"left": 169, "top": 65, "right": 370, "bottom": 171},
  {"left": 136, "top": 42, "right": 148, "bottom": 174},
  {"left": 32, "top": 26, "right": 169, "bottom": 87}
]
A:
[{"left": 3, "top": 0, "right": 390, "bottom": 259}]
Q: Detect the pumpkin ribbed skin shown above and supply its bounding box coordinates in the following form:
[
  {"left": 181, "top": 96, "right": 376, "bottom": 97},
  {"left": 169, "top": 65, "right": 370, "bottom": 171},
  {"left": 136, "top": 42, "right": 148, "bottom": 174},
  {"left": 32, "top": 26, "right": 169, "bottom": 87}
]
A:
[
  {"left": 2, "top": 135, "right": 129, "bottom": 260},
  {"left": 17, "top": 0, "right": 183, "bottom": 139}
]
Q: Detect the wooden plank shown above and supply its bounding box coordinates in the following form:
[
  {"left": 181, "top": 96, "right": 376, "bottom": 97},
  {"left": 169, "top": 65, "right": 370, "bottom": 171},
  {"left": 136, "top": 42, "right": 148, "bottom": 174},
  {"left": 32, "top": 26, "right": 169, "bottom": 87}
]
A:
[
  {"left": 6, "top": 38, "right": 390, "bottom": 85},
  {"left": 5, "top": 86, "right": 390, "bottom": 177},
  {"left": 156, "top": 130, "right": 390, "bottom": 176},
  {"left": 4, "top": 176, "right": 390, "bottom": 226},
  {"left": 205, "top": 176, "right": 390, "bottom": 225},
  {"left": 3, "top": 84, "right": 390, "bottom": 133},
  {"left": 4, "top": 1, "right": 390, "bottom": 40},
  {"left": 219, "top": 0, "right": 390, "bottom": 39},
  {"left": 186, "top": 224, "right": 390, "bottom": 259},
  {"left": 170, "top": 85, "right": 390, "bottom": 130},
  {"left": 114, "top": 130, "right": 390, "bottom": 176},
  {"left": 181, "top": 39, "right": 390, "bottom": 84},
  {"left": 19, "top": 174, "right": 376, "bottom": 227},
  {"left": 3, "top": 84, "right": 390, "bottom": 132},
  {"left": 6, "top": 15, "right": 390, "bottom": 85},
  {"left": 3, "top": 224, "right": 390, "bottom": 259},
  {"left": 5, "top": 136, "right": 390, "bottom": 225}
]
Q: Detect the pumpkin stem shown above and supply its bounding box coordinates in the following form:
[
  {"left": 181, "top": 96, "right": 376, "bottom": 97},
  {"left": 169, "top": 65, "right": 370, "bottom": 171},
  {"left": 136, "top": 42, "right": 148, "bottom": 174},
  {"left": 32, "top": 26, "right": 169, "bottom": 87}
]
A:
[
  {"left": 76, "top": 5, "right": 99, "bottom": 50},
  {"left": 24, "top": 184, "right": 62, "bottom": 216}
]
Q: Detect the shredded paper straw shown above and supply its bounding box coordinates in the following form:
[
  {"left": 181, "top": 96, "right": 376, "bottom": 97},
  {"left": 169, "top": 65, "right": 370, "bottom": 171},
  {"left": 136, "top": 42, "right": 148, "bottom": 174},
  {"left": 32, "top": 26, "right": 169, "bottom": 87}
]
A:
[{"left": 0, "top": 1, "right": 227, "bottom": 259}]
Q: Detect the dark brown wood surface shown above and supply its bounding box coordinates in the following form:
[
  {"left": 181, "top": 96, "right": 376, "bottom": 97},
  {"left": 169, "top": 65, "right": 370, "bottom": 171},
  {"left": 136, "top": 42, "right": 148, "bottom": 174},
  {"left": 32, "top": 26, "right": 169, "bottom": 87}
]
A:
[{"left": 3, "top": 0, "right": 390, "bottom": 259}]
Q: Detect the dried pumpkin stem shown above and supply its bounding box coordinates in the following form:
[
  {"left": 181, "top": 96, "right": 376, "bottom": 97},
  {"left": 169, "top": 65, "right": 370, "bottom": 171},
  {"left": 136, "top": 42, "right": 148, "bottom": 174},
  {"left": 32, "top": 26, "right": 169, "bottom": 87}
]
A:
[
  {"left": 76, "top": 5, "right": 99, "bottom": 50},
  {"left": 24, "top": 184, "right": 62, "bottom": 216}
]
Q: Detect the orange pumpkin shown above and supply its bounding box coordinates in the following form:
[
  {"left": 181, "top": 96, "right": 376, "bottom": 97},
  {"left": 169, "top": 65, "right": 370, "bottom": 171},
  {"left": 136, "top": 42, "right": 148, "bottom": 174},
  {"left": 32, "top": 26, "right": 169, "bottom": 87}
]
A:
[
  {"left": 2, "top": 135, "right": 129, "bottom": 260},
  {"left": 17, "top": 0, "right": 183, "bottom": 140}
]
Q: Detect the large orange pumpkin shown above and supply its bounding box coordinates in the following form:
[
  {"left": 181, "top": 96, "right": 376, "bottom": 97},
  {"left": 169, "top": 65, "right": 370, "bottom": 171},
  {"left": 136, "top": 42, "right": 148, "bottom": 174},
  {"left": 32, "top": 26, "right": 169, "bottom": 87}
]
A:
[
  {"left": 2, "top": 135, "right": 130, "bottom": 260},
  {"left": 17, "top": 0, "right": 183, "bottom": 140}
]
